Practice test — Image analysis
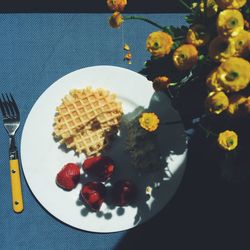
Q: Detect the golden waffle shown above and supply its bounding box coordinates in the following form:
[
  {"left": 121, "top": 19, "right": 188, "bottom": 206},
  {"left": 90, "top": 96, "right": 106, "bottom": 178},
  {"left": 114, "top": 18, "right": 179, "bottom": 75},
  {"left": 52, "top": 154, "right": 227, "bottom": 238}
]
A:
[
  {"left": 63, "top": 125, "right": 117, "bottom": 156},
  {"left": 53, "top": 87, "right": 123, "bottom": 156}
]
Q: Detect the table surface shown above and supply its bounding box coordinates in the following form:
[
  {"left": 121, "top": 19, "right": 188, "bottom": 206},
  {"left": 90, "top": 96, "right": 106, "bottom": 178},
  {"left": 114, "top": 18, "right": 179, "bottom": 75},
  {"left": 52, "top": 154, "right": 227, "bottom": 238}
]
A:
[{"left": 0, "top": 13, "right": 250, "bottom": 250}]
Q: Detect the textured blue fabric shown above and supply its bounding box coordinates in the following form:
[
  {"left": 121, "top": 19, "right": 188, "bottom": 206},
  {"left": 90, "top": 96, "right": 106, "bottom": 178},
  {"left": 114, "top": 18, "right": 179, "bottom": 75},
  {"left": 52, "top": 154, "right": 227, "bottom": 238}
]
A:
[{"left": 0, "top": 13, "right": 186, "bottom": 250}]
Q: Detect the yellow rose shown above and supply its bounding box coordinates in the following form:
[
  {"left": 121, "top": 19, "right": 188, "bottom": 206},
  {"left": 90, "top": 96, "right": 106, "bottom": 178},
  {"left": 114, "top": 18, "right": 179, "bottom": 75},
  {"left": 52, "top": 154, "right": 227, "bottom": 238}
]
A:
[
  {"left": 217, "top": 9, "right": 244, "bottom": 37},
  {"left": 217, "top": 130, "right": 238, "bottom": 151},
  {"left": 152, "top": 76, "right": 171, "bottom": 91},
  {"left": 215, "top": 0, "right": 247, "bottom": 9},
  {"left": 173, "top": 44, "right": 198, "bottom": 71},
  {"left": 139, "top": 112, "right": 160, "bottom": 132},
  {"left": 206, "top": 91, "right": 229, "bottom": 114},
  {"left": 109, "top": 12, "right": 124, "bottom": 28},
  {"left": 208, "top": 36, "right": 235, "bottom": 62},
  {"left": 206, "top": 69, "right": 224, "bottom": 91},
  {"left": 146, "top": 31, "right": 173, "bottom": 58},
  {"left": 186, "top": 24, "right": 210, "bottom": 47},
  {"left": 217, "top": 57, "right": 250, "bottom": 92},
  {"left": 200, "top": 0, "right": 219, "bottom": 17},
  {"left": 227, "top": 94, "right": 247, "bottom": 116},
  {"left": 107, "top": 0, "right": 127, "bottom": 12},
  {"left": 230, "top": 30, "right": 250, "bottom": 57}
]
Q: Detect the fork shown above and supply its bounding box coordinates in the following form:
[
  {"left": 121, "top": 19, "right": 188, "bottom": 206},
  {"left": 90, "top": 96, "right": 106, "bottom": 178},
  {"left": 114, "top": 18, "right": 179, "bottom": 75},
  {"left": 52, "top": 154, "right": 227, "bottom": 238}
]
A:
[{"left": 0, "top": 94, "right": 23, "bottom": 213}]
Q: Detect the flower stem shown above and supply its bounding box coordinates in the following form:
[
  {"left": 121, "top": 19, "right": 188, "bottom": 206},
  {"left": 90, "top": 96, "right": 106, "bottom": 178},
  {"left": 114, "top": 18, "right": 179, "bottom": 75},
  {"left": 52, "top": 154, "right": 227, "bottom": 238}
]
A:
[
  {"left": 124, "top": 16, "right": 165, "bottom": 30},
  {"left": 198, "top": 121, "right": 218, "bottom": 137},
  {"left": 203, "top": 0, "right": 208, "bottom": 21},
  {"left": 124, "top": 16, "right": 185, "bottom": 41},
  {"left": 179, "top": 0, "right": 193, "bottom": 12},
  {"left": 160, "top": 120, "right": 182, "bottom": 125},
  {"left": 173, "top": 36, "right": 186, "bottom": 40}
]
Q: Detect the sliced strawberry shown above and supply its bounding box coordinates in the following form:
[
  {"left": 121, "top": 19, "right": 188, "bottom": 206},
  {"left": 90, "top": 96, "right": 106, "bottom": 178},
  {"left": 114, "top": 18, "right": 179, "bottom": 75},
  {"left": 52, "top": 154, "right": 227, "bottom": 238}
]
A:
[
  {"left": 56, "top": 163, "right": 80, "bottom": 191},
  {"left": 81, "top": 182, "right": 106, "bottom": 211},
  {"left": 83, "top": 156, "right": 104, "bottom": 170},
  {"left": 83, "top": 156, "right": 115, "bottom": 181},
  {"left": 111, "top": 180, "right": 137, "bottom": 206}
]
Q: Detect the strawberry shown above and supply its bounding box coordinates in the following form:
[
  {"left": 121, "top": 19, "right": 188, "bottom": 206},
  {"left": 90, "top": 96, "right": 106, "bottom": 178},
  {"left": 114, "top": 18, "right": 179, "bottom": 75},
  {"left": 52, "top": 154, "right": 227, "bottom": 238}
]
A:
[
  {"left": 83, "top": 156, "right": 115, "bottom": 181},
  {"left": 83, "top": 156, "right": 103, "bottom": 170},
  {"left": 111, "top": 180, "right": 137, "bottom": 206},
  {"left": 81, "top": 182, "right": 106, "bottom": 211},
  {"left": 56, "top": 163, "right": 80, "bottom": 191}
]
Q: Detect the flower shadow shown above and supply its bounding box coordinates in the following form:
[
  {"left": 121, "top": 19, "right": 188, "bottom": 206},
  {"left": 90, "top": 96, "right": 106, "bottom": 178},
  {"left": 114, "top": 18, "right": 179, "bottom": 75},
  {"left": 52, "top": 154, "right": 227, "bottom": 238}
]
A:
[{"left": 96, "top": 90, "right": 188, "bottom": 227}]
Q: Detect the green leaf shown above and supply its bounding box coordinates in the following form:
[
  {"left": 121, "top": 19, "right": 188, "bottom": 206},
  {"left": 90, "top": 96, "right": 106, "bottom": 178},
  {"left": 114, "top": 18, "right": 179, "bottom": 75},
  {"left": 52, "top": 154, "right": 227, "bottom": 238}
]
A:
[
  {"left": 185, "top": 14, "right": 195, "bottom": 24},
  {"left": 198, "top": 54, "right": 205, "bottom": 61},
  {"left": 163, "top": 26, "right": 174, "bottom": 36},
  {"left": 163, "top": 25, "right": 188, "bottom": 39},
  {"left": 172, "top": 41, "right": 182, "bottom": 50}
]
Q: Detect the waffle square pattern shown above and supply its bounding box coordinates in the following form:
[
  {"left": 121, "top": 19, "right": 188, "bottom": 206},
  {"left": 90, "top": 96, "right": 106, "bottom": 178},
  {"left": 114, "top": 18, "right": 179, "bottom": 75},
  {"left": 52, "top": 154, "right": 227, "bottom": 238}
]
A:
[{"left": 53, "top": 87, "right": 123, "bottom": 156}]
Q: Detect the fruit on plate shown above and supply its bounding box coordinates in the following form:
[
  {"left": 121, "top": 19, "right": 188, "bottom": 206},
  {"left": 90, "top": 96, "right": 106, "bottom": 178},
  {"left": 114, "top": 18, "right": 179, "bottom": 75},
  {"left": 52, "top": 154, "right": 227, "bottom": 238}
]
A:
[
  {"left": 56, "top": 163, "right": 80, "bottom": 191},
  {"left": 83, "top": 156, "right": 115, "bottom": 181},
  {"left": 81, "top": 182, "right": 106, "bottom": 211},
  {"left": 111, "top": 180, "right": 137, "bottom": 206}
]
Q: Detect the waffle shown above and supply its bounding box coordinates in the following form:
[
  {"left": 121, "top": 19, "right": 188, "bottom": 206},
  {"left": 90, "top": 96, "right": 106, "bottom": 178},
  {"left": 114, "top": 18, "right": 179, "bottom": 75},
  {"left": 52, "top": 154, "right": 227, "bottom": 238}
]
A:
[{"left": 53, "top": 87, "right": 123, "bottom": 156}]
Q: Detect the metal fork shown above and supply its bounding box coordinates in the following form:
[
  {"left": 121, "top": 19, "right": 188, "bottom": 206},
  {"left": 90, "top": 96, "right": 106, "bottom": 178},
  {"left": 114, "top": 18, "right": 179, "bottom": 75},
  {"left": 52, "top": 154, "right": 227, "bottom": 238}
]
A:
[{"left": 0, "top": 94, "right": 23, "bottom": 213}]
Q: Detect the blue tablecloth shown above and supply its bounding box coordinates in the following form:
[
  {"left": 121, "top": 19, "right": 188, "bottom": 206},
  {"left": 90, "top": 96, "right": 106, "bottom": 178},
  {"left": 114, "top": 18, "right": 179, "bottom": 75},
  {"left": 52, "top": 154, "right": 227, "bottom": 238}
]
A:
[{"left": 0, "top": 13, "right": 186, "bottom": 250}]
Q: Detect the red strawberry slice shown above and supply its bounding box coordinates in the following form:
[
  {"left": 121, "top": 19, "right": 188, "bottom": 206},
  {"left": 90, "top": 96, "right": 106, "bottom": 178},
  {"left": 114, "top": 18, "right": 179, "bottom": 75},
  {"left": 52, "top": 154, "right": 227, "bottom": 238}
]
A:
[
  {"left": 83, "top": 156, "right": 103, "bottom": 170},
  {"left": 111, "top": 180, "right": 137, "bottom": 206},
  {"left": 81, "top": 182, "right": 106, "bottom": 211},
  {"left": 83, "top": 156, "right": 115, "bottom": 181},
  {"left": 56, "top": 163, "right": 80, "bottom": 191}
]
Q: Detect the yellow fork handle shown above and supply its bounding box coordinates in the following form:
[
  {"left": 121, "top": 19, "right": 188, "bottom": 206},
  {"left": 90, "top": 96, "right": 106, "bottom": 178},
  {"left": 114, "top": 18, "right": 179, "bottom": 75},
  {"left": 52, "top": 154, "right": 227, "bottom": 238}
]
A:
[{"left": 10, "top": 159, "right": 24, "bottom": 213}]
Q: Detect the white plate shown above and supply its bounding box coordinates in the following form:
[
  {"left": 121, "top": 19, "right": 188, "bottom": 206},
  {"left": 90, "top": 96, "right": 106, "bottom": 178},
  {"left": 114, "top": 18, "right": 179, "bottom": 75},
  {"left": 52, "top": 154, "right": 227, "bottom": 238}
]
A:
[{"left": 21, "top": 65, "right": 187, "bottom": 233}]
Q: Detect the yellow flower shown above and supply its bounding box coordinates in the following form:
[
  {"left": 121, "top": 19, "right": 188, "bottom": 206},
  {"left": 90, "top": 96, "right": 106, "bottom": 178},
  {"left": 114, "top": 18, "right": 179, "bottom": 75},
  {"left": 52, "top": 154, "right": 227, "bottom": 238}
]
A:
[
  {"left": 215, "top": 0, "right": 247, "bottom": 9},
  {"left": 206, "top": 91, "right": 229, "bottom": 114},
  {"left": 173, "top": 44, "right": 198, "bottom": 71},
  {"left": 200, "top": 0, "right": 219, "bottom": 17},
  {"left": 217, "top": 9, "right": 244, "bottom": 37},
  {"left": 109, "top": 12, "right": 124, "bottom": 28},
  {"left": 208, "top": 36, "right": 235, "bottom": 62},
  {"left": 124, "top": 52, "right": 132, "bottom": 64},
  {"left": 107, "top": 0, "right": 127, "bottom": 12},
  {"left": 217, "top": 57, "right": 250, "bottom": 92},
  {"left": 191, "top": 2, "right": 198, "bottom": 9},
  {"left": 230, "top": 30, "right": 250, "bottom": 57},
  {"left": 217, "top": 130, "right": 238, "bottom": 151},
  {"left": 186, "top": 24, "right": 210, "bottom": 47},
  {"left": 206, "top": 69, "right": 224, "bottom": 91},
  {"left": 146, "top": 31, "right": 173, "bottom": 58},
  {"left": 242, "top": 96, "right": 250, "bottom": 113},
  {"left": 152, "top": 76, "right": 171, "bottom": 91},
  {"left": 124, "top": 52, "right": 132, "bottom": 60},
  {"left": 139, "top": 112, "right": 160, "bottom": 132},
  {"left": 123, "top": 43, "right": 130, "bottom": 51},
  {"left": 227, "top": 94, "right": 247, "bottom": 116},
  {"left": 245, "top": 20, "right": 250, "bottom": 30}
]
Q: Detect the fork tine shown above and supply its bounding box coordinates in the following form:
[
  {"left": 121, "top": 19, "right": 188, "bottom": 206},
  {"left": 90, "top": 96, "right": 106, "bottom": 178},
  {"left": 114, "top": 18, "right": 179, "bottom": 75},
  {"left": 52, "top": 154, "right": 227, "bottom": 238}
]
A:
[
  {"left": 0, "top": 97, "right": 7, "bottom": 117},
  {"left": 9, "top": 93, "right": 20, "bottom": 119},
  {"left": 5, "top": 94, "right": 16, "bottom": 117},
  {"left": 1, "top": 94, "right": 11, "bottom": 117}
]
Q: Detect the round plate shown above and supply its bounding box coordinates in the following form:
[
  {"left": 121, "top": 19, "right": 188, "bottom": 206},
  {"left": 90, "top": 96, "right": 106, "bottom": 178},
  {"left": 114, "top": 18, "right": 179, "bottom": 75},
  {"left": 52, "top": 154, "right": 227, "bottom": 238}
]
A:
[{"left": 21, "top": 65, "right": 187, "bottom": 233}]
